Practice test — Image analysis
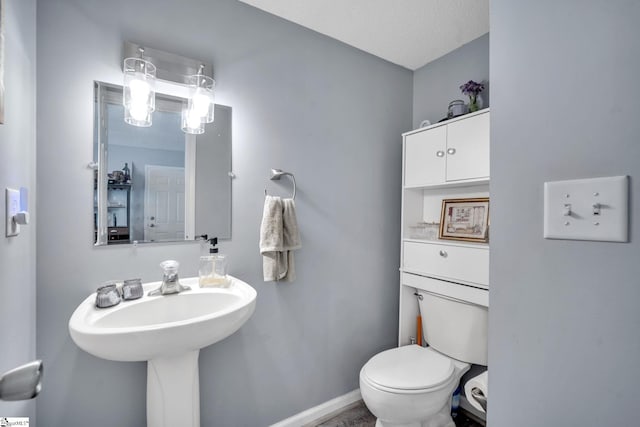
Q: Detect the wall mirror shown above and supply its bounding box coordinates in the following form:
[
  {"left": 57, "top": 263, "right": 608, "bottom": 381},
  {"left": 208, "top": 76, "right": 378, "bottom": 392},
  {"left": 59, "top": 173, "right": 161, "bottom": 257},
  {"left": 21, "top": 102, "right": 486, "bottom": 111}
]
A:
[{"left": 93, "top": 81, "right": 231, "bottom": 245}]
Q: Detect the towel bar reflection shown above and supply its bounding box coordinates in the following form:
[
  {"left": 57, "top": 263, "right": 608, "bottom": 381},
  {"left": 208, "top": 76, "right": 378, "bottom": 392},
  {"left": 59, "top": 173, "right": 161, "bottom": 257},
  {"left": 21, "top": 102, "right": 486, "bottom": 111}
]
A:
[{"left": 264, "top": 169, "right": 296, "bottom": 200}]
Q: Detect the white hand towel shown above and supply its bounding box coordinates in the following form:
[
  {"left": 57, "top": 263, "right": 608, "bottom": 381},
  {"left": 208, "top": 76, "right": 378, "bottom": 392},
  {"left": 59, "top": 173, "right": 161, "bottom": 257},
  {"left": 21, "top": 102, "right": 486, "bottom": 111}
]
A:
[
  {"left": 282, "top": 198, "right": 301, "bottom": 251},
  {"left": 260, "top": 196, "right": 283, "bottom": 281},
  {"left": 260, "top": 196, "right": 301, "bottom": 282}
]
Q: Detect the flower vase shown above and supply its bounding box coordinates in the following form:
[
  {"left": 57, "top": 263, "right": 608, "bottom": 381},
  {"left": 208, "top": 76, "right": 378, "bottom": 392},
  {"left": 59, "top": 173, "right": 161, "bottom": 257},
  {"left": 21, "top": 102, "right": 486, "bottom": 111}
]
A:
[{"left": 468, "top": 96, "right": 479, "bottom": 112}]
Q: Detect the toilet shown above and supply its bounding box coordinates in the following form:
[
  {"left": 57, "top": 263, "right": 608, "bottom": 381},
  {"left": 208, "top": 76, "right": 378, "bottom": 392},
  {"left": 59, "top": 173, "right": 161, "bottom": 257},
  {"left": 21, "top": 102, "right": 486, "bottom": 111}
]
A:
[{"left": 359, "top": 287, "right": 488, "bottom": 427}]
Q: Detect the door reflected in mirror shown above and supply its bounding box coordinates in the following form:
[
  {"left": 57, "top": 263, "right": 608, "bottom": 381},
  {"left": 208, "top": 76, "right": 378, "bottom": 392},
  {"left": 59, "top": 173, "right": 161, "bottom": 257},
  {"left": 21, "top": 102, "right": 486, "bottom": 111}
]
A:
[{"left": 93, "top": 82, "right": 231, "bottom": 245}]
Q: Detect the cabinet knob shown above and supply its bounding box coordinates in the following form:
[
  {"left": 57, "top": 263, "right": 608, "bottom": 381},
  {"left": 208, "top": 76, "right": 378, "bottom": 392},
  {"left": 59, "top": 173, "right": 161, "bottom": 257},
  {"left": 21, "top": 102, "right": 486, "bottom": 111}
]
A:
[
  {"left": 439, "top": 250, "right": 448, "bottom": 258},
  {"left": 436, "top": 150, "right": 445, "bottom": 158},
  {"left": 447, "top": 148, "right": 456, "bottom": 155}
]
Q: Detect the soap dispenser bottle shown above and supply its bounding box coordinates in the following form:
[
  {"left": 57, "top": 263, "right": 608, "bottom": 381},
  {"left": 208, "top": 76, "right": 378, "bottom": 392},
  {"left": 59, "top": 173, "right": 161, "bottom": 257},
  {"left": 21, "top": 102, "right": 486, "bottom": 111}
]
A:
[{"left": 199, "top": 238, "right": 229, "bottom": 288}]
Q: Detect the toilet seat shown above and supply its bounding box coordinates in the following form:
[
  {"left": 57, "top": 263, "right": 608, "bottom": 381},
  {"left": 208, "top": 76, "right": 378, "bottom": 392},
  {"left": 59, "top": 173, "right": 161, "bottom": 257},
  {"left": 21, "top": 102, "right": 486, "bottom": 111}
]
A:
[{"left": 361, "top": 346, "right": 454, "bottom": 393}]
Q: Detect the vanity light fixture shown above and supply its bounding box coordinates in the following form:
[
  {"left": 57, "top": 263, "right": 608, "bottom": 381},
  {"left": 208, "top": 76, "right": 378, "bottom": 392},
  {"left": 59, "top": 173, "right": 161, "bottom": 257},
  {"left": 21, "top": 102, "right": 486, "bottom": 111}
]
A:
[
  {"left": 122, "top": 42, "right": 215, "bottom": 135},
  {"left": 123, "top": 47, "right": 156, "bottom": 127}
]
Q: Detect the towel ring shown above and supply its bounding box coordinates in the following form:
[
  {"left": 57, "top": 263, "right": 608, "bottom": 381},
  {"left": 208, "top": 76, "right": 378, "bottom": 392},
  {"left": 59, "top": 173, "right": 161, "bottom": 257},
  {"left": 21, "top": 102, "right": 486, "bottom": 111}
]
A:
[{"left": 264, "top": 168, "right": 296, "bottom": 200}]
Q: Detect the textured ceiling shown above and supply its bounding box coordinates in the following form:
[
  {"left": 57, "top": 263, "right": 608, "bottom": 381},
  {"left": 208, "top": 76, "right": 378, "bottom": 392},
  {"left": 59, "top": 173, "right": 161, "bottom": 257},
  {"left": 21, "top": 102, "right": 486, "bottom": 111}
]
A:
[{"left": 237, "top": 0, "right": 489, "bottom": 70}]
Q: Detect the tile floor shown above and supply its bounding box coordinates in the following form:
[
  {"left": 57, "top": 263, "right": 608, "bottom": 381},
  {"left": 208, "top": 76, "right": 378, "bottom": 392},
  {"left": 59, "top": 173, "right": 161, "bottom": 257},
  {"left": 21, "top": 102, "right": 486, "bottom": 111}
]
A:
[{"left": 312, "top": 401, "right": 485, "bottom": 427}]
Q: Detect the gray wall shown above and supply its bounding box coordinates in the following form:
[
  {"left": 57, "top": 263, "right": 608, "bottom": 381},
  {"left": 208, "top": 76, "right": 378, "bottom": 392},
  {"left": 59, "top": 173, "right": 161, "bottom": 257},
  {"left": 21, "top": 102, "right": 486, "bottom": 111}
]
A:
[
  {"left": 490, "top": 1, "right": 640, "bottom": 425},
  {"left": 0, "top": 0, "right": 37, "bottom": 421},
  {"left": 412, "top": 33, "right": 489, "bottom": 129},
  {"left": 36, "top": 0, "right": 411, "bottom": 425}
]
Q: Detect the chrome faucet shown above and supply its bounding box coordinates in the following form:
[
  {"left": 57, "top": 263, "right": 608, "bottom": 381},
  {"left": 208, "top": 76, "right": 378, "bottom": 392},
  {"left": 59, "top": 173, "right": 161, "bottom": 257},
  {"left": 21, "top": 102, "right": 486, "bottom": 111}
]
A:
[{"left": 148, "top": 260, "right": 191, "bottom": 296}]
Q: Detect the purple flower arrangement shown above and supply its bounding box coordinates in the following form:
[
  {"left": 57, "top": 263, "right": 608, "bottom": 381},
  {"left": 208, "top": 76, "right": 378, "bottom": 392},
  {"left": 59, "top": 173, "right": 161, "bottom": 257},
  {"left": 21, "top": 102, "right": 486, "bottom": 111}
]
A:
[{"left": 459, "top": 80, "right": 485, "bottom": 112}]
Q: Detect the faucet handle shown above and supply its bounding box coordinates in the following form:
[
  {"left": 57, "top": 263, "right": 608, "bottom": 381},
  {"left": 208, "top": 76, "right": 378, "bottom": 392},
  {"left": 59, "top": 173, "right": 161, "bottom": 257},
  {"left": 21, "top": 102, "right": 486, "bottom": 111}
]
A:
[
  {"left": 95, "top": 282, "right": 121, "bottom": 308},
  {"left": 122, "top": 278, "right": 143, "bottom": 300}
]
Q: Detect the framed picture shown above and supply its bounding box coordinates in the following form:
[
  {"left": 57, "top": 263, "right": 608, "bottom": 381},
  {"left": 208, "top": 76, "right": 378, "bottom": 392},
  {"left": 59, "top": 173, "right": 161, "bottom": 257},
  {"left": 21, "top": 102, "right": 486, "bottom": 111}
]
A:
[{"left": 439, "top": 197, "right": 489, "bottom": 243}]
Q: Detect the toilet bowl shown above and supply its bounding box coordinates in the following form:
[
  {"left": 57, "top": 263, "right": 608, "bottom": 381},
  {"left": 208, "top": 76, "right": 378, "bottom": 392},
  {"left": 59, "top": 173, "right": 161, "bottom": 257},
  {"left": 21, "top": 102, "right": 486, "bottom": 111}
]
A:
[
  {"left": 360, "top": 345, "right": 469, "bottom": 427},
  {"left": 360, "top": 285, "right": 488, "bottom": 427}
]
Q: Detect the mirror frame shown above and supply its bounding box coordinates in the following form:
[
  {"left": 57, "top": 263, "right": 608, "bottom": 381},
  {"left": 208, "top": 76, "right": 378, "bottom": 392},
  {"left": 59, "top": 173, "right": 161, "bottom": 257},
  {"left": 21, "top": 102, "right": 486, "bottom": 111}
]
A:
[{"left": 93, "top": 81, "right": 231, "bottom": 246}]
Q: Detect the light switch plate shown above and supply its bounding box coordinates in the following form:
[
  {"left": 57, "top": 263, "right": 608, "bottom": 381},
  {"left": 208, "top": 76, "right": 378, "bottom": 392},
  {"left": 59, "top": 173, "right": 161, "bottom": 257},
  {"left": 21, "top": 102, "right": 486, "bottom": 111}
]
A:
[
  {"left": 6, "top": 188, "right": 20, "bottom": 237},
  {"left": 544, "top": 176, "right": 628, "bottom": 242}
]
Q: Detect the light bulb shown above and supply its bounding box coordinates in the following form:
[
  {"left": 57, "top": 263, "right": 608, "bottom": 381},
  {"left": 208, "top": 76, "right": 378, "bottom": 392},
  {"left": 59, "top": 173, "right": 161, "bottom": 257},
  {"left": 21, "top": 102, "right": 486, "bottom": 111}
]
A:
[
  {"left": 191, "top": 89, "right": 211, "bottom": 118},
  {"left": 186, "top": 109, "right": 202, "bottom": 130},
  {"left": 129, "top": 78, "right": 150, "bottom": 100},
  {"left": 129, "top": 101, "right": 150, "bottom": 121},
  {"left": 181, "top": 104, "right": 204, "bottom": 134}
]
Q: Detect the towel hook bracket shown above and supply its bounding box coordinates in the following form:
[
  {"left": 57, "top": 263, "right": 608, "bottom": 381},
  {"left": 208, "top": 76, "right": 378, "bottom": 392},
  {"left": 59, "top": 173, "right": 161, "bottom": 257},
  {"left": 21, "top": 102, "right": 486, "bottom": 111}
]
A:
[{"left": 264, "top": 168, "right": 296, "bottom": 200}]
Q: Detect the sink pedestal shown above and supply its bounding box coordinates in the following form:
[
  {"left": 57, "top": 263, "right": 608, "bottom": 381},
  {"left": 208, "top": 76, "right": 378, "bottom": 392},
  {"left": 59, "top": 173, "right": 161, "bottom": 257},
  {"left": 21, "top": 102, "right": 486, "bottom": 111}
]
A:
[
  {"left": 147, "top": 350, "right": 200, "bottom": 427},
  {"left": 69, "top": 277, "right": 257, "bottom": 427}
]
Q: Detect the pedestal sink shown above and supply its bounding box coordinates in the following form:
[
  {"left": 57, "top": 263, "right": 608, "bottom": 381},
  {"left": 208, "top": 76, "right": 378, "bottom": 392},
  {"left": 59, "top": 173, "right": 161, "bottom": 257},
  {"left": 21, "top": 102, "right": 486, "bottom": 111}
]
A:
[{"left": 69, "top": 276, "right": 256, "bottom": 427}]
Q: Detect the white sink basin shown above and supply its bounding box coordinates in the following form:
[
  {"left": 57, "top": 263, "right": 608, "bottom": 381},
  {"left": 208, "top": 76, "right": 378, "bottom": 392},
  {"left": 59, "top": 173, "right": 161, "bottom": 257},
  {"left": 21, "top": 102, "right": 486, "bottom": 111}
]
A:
[
  {"left": 69, "top": 276, "right": 256, "bottom": 362},
  {"left": 68, "top": 276, "right": 256, "bottom": 427}
]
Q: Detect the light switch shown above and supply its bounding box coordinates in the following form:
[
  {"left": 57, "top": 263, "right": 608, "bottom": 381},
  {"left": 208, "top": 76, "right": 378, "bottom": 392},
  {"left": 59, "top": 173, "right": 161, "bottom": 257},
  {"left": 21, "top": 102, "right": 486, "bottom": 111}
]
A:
[{"left": 544, "top": 176, "right": 628, "bottom": 242}]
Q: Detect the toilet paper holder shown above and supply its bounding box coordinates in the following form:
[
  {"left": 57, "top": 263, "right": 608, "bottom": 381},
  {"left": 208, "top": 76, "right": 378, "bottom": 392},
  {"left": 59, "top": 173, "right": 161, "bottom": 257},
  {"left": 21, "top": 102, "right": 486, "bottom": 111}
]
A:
[{"left": 470, "top": 387, "right": 487, "bottom": 412}]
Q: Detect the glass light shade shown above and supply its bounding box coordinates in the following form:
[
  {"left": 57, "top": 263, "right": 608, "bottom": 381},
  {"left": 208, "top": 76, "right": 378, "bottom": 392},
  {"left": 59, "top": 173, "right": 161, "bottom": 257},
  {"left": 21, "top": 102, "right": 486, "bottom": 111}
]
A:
[
  {"left": 181, "top": 104, "right": 205, "bottom": 134},
  {"left": 187, "top": 74, "right": 215, "bottom": 123},
  {"left": 124, "top": 104, "right": 153, "bottom": 127},
  {"left": 123, "top": 57, "right": 156, "bottom": 127}
]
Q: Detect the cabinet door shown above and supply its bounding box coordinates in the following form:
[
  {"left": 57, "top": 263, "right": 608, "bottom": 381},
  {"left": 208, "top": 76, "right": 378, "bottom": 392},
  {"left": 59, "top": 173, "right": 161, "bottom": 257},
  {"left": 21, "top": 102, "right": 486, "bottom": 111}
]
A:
[
  {"left": 404, "top": 125, "right": 447, "bottom": 187},
  {"left": 445, "top": 112, "right": 490, "bottom": 181}
]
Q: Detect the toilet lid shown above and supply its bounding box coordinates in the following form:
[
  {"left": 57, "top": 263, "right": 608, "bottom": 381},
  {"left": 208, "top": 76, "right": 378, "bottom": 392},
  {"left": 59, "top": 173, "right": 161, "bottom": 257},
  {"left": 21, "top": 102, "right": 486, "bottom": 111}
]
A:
[{"left": 362, "top": 346, "right": 454, "bottom": 391}]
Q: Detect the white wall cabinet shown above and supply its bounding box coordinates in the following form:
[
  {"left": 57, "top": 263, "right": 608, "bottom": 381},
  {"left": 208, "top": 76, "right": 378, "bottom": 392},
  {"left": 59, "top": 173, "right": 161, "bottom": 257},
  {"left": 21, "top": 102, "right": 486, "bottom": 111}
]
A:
[
  {"left": 399, "top": 109, "right": 490, "bottom": 346},
  {"left": 404, "top": 110, "right": 490, "bottom": 187}
]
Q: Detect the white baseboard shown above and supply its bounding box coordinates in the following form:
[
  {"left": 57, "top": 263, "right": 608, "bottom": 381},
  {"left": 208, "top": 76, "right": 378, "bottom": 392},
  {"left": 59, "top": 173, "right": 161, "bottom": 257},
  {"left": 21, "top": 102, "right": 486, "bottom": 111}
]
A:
[
  {"left": 269, "top": 389, "right": 362, "bottom": 427},
  {"left": 270, "top": 388, "right": 485, "bottom": 426}
]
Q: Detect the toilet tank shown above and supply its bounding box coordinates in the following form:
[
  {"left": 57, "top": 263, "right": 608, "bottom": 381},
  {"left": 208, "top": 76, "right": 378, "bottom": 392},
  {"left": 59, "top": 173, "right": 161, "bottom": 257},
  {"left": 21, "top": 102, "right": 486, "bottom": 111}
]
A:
[{"left": 417, "top": 286, "right": 488, "bottom": 366}]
